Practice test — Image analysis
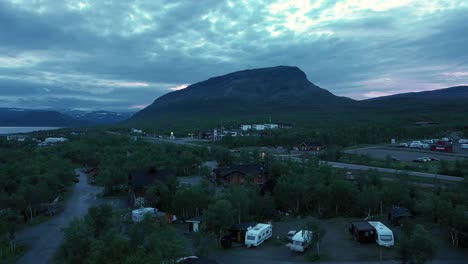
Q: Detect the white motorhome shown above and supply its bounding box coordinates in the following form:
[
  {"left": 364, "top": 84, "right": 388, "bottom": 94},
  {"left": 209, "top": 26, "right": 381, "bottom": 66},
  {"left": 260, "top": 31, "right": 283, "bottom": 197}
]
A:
[
  {"left": 368, "top": 221, "right": 394, "bottom": 247},
  {"left": 245, "top": 223, "right": 272, "bottom": 247},
  {"left": 132, "top": 207, "right": 158, "bottom": 222},
  {"left": 289, "top": 230, "right": 313, "bottom": 252},
  {"left": 459, "top": 139, "right": 468, "bottom": 144}
]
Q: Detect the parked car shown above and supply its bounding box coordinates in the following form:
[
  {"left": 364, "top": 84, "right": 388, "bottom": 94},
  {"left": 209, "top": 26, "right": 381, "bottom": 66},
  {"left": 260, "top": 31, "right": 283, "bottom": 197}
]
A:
[
  {"left": 421, "top": 157, "right": 432, "bottom": 162},
  {"left": 391, "top": 157, "right": 400, "bottom": 162},
  {"left": 421, "top": 143, "right": 431, "bottom": 149},
  {"left": 429, "top": 157, "right": 439, "bottom": 161},
  {"left": 461, "top": 144, "right": 468, "bottom": 149},
  {"left": 413, "top": 158, "right": 425, "bottom": 163},
  {"left": 73, "top": 177, "right": 79, "bottom": 183},
  {"left": 410, "top": 141, "right": 423, "bottom": 148},
  {"left": 399, "top": 143, "right": 409, "bottom": 147}
]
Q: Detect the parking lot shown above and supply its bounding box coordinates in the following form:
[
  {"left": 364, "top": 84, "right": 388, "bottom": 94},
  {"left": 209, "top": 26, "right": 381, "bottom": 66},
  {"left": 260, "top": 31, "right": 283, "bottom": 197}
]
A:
[{"left": 345, "top": 146, "right": 468, "bottom": 162}]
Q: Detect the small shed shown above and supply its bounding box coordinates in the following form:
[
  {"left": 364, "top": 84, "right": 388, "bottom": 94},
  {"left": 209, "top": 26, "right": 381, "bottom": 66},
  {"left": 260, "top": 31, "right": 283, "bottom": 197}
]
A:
[
  {"left": 388, "top": 206, "right": 411, "bottom": 226},
  {"left": 186, "top": 215, "right": 204, "bottom": 232},
  {"left": 349, "top": 221, "right": 376, "bottom": 243},
  {"left": 228, "top": 222, "right": 257, "bottom": 243}
]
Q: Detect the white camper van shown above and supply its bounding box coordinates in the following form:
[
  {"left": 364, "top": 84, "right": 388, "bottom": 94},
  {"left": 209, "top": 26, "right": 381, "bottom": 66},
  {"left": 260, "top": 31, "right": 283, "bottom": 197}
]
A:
[
  {"left": 245, "top": 223, "right": 272, "bottom": 247},
  {"left": 132, "top": 207, "right": 158, "bottom": 222},
  {"left": 289, "top": 230, "right": 313, "bottom": 252},
  {"left": 368, "top": 221, "right": 394, "bottom": 247}
]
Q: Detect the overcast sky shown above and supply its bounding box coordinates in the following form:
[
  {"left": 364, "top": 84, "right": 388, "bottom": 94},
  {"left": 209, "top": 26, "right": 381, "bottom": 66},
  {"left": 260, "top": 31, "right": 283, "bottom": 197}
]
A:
[{"left": 1, "top": 0, "right": 467, "bottom": 111}]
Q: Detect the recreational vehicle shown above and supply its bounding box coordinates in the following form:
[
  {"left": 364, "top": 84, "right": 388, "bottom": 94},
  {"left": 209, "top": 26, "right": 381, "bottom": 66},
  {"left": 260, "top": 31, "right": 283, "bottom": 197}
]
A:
[
  {"left": 245, "top": 223, "right": 272, "bottom": 247},
  {"left": 289, "top": 230, "right": 313, "bottom": 252},
  {"left": 368, "top": 221, "right": 395, "bottom": 247},
  {"left": 132, "top": 207, "right": 157, "bottom": 222}
]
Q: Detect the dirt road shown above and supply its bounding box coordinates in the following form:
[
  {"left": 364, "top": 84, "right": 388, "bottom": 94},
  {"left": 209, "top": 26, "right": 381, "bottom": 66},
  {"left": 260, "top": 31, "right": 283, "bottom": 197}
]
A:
[{"left": 15, "top": 168, "right": 125, "bottom": 264}]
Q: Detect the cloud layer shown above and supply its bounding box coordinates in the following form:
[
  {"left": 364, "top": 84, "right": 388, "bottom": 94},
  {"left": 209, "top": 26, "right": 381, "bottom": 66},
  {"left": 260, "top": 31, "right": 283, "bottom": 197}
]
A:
[{"left": 1, "top": 0, "right": 467, "bottom": 110}]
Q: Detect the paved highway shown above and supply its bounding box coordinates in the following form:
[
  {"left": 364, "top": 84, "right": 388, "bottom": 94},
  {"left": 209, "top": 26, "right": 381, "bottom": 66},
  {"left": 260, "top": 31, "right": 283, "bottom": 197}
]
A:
[
  {"left": 119, "top": 132, "right": 464, "bottom": 183},
  {"left": 275, "top": 155, "right": 463, "bottom": 182}
]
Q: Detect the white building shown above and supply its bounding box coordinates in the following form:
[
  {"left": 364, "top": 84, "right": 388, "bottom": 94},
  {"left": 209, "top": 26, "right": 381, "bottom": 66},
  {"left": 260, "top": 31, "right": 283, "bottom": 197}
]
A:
[
  {"left": 264, "top": 123, "right": 279, "bottom": 129},
  {"left": 131, "top": 128, "right": 143, "bottom": 134},
  {"left": 240, "top": 124, "right": 252, "bottom": 131},
  {"left": 252, "top": 124, "right": 265, "bottom": 131},
  {"left": 44, "top": 137, "right": 68, "bottom": 144}
]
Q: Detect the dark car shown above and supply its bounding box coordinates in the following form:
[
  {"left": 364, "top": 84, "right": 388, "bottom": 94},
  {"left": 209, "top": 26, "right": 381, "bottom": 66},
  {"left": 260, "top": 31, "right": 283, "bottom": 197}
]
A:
[
  {"left": 73, "top": 177, "right": 80, "bottom": 183},
  {"left": 429, "top": 157, "right": 439, "bottom": 161},
  {"left": 391, "top": 157, "right": 400, "bottom": 162}
]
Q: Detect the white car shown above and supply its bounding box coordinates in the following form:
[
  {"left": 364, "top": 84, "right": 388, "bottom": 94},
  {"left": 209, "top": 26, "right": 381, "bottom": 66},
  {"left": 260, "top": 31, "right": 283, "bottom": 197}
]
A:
[
  {"left": 410, "top": 141, "right": 423, "bottom": 148},
  {"left": 421, "top": 157, "right": 432, "bottom": 162},
  {"left": 399, "top": 143, "right": 409, "bottom": 147},
  {"left": 461, "top": 144, "right": 468, "bottom": 149}
]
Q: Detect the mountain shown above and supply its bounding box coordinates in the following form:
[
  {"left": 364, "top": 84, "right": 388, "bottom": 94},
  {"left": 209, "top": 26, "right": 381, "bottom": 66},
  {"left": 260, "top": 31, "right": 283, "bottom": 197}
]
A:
[
  {"left": 129, "top": 66, "right": 467, "bottom": 131},
  {"left": 130, "top": 66, "right": 355, "bottom": 128},
  {"left": 63, "top": 110, "right": 134, "bottom": 125},
  {"left": 0, "top": 108, "right": 80, "bottom": 127},
  {"left": 363, "top": 86, "right": 468, "bottom": 113}
]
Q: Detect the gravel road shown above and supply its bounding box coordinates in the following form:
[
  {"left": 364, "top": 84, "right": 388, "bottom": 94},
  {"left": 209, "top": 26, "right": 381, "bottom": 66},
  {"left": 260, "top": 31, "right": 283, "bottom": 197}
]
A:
[{"left": 15, "top": 168, "right": 126, "bottom": 264}]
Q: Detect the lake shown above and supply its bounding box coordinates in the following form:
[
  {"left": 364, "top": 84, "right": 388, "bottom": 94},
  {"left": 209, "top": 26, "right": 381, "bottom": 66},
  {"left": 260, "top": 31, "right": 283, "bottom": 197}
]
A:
[{"left": 0, "top": 127, "right": 62, "bottom": 135}]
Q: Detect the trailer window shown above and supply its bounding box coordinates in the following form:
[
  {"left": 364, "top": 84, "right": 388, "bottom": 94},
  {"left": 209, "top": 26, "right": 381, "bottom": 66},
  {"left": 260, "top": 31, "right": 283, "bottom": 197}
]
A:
[
  {"left": 293, "top": 241, "right": 303, "bottom": 246},
  {"left": 380, "top": 235, "right": 393, "bottom": 242},
  {"left": 247, "top": 236, "right": 255, "bottom": 241}
]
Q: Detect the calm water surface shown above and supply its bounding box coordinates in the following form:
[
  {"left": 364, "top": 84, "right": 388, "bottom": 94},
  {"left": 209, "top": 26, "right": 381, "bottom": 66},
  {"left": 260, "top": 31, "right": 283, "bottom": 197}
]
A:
[{"left": 0, "top": 127, "right": 62, "bottom": 134}]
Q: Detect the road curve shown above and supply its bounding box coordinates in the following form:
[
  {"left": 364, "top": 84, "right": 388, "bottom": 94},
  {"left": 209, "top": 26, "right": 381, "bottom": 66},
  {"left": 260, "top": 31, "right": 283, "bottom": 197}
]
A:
[
  {"left": 15, "top": 169, "right": 119, "bottom": 264},
  {"left": 122, "top": 134, "right": 464, "bottom": 183},
  {"left": 274, "top": 155, "right": 463, "bottom": 182}
]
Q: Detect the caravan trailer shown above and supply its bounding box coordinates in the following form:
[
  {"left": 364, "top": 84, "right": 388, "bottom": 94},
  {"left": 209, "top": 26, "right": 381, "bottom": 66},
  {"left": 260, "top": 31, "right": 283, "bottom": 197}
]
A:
[
  {"left": 289, "top": 230, "right": 313, "bottom": 252},
  {"left": 245, "top": 223, "right": 272, "bottom": 247},
  {"left": 368, "top": 221, "right": 394, "bottom": 247}
]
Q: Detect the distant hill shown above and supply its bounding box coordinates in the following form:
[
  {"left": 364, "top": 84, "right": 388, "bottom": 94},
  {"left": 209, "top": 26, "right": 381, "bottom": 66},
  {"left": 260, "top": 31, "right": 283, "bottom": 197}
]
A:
[
  {"left": 0, "top": 108, "right": 134, "bottom": 127},
  {"left": 63, "top": 110, "right": 134, "bottom": 125},
  {"left": 362, "top": 86, "right": 468, "bottom": 113},
  {"left": 0, "top": 108, "right": 80, "bottom": 127},
  {"left": 130, "top": 66, "right": 356, "bottom": 128}
]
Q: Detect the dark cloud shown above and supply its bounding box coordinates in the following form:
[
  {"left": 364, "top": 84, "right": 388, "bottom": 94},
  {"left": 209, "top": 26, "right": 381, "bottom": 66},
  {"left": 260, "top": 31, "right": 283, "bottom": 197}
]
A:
[{"left": 0, "top": 0, "right": 467, "bottom": 108}]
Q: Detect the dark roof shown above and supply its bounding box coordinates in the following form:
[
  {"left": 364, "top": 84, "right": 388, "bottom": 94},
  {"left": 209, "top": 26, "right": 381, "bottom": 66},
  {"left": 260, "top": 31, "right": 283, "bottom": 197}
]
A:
[
  {"left": 230, "top": 222, "right": 257, "bottom": 231},
  {"left": 213, "top": 163, "right": 264, "bottom": 177},
  {"left": 129, "top": 167, "right": 176, "bottom": 188},
  {"left": 351, "top": 221, "right": 375, "bottom": 231},
  {"left": 390, "top": 206, "right": 411, "bottom": 218},
  {"left": 178, "top": 258, "right": 219, "bottom": 264},
  {"left": 301, "top": 141, "right": 321, "bottom": 147},
  {"left": 186, "top": 215, "right": 204, "bottom": 223}
]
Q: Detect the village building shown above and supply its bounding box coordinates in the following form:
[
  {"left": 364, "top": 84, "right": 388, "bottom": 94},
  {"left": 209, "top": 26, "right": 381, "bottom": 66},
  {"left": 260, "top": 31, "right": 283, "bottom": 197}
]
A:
[
  {"left": 212, "top": 163, "right": 266, "bottom": 186},
  {"left": 128, "top": 166, "right": 176, "bottom": 206}
]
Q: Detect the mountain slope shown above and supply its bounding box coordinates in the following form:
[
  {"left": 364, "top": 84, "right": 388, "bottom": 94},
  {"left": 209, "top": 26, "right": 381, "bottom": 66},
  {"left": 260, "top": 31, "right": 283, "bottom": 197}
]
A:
[
  {"left": 131, "top": 66, "right": 355, "bottom": 126},
  {"left": 362, "top": 86, "right": 468, "bottom": 113},
  {"left": 63, "top": 110, "right": 134, "bottom": 125},
  {"left": 0, "top": 108, "right": 81, "bottom": 127}
]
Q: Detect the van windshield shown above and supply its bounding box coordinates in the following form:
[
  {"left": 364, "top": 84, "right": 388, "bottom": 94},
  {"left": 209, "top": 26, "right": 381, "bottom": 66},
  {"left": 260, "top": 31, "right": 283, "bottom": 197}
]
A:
[
  {"left": 247, "top": 236, "right": 255, "bottom": 241},
  {"left": 380, "top": 235, "right": 393, "bottom": 242}
]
